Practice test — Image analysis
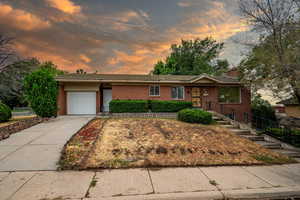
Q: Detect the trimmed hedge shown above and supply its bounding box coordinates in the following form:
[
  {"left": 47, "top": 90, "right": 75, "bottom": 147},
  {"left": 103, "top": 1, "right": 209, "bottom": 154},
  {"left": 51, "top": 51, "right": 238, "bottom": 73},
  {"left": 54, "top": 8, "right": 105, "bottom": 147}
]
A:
[
  {"left": 151, "top": 100, "right": 192, "bottom": 112},
  {"left": 109, "top": 100, "right": 193, "bottom": 113},
  {"left": 177, "top": 108, "right": 213, "bottom": 124},
  {"left": 0, "top": 102, "right": 12, "bottom": 122},
  {"left": 109, "top": 100, "right": 149, "bottom": 113}
]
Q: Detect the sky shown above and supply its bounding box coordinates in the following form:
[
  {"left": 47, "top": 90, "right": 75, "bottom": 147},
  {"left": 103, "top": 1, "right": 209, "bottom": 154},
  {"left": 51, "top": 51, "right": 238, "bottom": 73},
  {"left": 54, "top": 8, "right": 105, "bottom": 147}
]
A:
[{"left": 0, "top": 0, "right": 252, "bottom": 74}]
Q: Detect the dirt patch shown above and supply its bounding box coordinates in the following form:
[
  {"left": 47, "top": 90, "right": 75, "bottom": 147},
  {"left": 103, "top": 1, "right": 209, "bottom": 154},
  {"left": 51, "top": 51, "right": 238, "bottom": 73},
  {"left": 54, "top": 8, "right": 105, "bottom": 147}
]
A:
[{"left": 61, "top": 118, "right": 296, "bottom": 169}]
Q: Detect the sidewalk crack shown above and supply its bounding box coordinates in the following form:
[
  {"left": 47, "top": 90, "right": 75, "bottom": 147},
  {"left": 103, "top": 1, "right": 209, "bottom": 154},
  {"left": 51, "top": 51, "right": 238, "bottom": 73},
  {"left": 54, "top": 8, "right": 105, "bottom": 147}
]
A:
[
  {"left": 147, "top": 168, "right": 156, "bottom": 194},
  {"left": 6, "top": 172, "right": 37, "bottom": 200},
  {"left": 197, "top": 167, "right": 225, "bottom": 199}
]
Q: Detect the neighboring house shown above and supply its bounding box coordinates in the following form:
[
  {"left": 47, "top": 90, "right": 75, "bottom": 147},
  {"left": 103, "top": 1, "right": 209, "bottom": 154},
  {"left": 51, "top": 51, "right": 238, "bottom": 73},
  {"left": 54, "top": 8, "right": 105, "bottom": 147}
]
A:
[
  {"left": 277, "top": 97, "right": 300, "bottom": 118},
  {"left": 273, "top": 105, "right": 286, "bottom": 114},
  {"left": 55, "top": 73, "right": 251, "bottom": 122}
]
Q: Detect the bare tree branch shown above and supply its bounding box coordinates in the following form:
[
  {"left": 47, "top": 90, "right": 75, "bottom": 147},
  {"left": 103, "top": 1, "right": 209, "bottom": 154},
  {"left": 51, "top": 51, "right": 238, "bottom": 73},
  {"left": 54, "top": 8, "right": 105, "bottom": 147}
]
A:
[
  {"left": 239, "top": 0, "right": 300, "bottom": 102},
  {"left": 0, "top": 34, "right": 15, "bottom": 72}
]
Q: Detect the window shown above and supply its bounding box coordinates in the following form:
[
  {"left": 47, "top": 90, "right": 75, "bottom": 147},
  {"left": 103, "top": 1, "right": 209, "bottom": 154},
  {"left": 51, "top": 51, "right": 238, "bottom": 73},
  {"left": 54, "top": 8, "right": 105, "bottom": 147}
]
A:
[
  {"left": 149, "top": 85, "right": 160, "bottom": 96},
  {"left": 171, "top": 86, "right": 184, "bottom": 100},
  {"left": 218, "top": 87, "right": 241, "bottom": 103},
  {"left": 244, "top": 112, "right": 249, "bottom": 123}
]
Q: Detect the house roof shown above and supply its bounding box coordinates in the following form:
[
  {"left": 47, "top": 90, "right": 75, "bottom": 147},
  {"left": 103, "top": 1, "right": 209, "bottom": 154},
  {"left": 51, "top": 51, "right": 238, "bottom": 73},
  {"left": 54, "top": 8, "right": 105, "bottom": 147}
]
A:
[
  {"left": 278, "top": 97, "right": 299, "bottom": 105},
  {"left": 55, "top": 73, "right": 240, "bottom": 84}
]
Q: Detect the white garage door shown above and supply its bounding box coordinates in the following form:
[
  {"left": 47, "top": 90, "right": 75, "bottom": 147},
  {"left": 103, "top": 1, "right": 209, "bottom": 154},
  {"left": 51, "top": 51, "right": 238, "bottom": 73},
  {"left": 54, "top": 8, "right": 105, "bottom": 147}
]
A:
[{"left": 67, "top": 92, "right": 96, "bottom": 115}]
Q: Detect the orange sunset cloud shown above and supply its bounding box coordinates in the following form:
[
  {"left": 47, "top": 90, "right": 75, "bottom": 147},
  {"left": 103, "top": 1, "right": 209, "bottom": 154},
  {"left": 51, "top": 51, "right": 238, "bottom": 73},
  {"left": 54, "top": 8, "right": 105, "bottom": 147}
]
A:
[{"left": 1, "top": 0, "right": 251, "bottom": 74}]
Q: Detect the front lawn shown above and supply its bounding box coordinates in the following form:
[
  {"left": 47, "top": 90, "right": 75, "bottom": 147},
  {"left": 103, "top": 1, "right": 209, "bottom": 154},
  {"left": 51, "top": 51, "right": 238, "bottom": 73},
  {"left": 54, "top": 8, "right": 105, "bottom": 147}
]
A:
[{"left": 60, "top": 118, "right": 295, "bottom": 169}]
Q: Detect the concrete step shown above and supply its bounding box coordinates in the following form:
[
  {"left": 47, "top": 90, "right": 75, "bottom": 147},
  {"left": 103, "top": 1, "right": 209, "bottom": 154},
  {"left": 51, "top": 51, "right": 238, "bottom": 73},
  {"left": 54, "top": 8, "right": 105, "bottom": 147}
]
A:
[
  {"left": 255, "top": 141, "right": 282, "bottom": 149},
  {"left": 216, "top": 120, "right": 231, "bottom": 125},
  {"left": 220, "top": 124, "right": 236, "bottom": 129},
  {"left": 213, "top": 116, "right": 222, "bottom": 121},
  {"left": 229, "top": 129, "right": 251, "bottom": 135},
  {"left": 242, "top": 135, "right": 265, "bottom": 141},
  {"left": 273, "top": 149, "right": 300, "bottom": 158}
]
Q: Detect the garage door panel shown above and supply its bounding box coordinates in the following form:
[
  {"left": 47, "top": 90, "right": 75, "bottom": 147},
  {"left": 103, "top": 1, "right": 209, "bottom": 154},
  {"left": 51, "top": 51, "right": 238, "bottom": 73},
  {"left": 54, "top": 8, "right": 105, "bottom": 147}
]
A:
[{"left": 67, "top": 92, "right": 96, "bottom": 115}]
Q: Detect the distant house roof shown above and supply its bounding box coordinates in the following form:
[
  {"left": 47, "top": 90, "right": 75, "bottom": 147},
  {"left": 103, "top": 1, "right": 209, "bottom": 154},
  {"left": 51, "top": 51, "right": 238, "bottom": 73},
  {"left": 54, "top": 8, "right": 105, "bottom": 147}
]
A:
[
  {"left": 55, "top": 73, "right": 241, "bottom": 84},
  {"left": 278, "top": 97, "right": 299, "bottom": 105}
]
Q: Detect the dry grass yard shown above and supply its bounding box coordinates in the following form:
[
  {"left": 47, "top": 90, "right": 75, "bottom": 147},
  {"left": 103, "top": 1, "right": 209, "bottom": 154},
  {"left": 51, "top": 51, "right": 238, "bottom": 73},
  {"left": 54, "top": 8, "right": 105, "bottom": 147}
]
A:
[{"left": 60, "top": 118, "right": 295, "bottom": 169}]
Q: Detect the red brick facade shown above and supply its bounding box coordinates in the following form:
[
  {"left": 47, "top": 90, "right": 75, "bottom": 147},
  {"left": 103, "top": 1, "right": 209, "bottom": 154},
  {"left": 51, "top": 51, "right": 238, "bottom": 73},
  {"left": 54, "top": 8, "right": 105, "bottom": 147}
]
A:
[
  {"left": 112, "top": 84, "right": 251, "bottom": 123},
  {"left": 57, "top": 84, "right": 66, "bottom": 115},
  {"left": 112, "top": 85, "right": 191, "bottom": 101},
  {"left": 57, "top": 82, "right": 251, "bottom": 123}
]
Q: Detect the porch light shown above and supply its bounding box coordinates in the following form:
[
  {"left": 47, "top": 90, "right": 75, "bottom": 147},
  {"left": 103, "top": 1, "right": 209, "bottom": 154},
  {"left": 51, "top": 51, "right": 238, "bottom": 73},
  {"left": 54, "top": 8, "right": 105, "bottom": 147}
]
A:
[{"left": 203, "top": 90, "right": 209, "bottom": 96}]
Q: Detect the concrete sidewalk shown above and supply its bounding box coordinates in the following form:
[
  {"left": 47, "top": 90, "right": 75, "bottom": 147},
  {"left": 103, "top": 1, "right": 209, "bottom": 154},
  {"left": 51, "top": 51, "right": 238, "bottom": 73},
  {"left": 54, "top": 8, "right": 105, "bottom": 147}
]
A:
[
  {"left": 1, "top": 164, "right": 300, "bottom": 200},
  {"left": 0, "top": 116, "right": 93, "bottom": 171}
]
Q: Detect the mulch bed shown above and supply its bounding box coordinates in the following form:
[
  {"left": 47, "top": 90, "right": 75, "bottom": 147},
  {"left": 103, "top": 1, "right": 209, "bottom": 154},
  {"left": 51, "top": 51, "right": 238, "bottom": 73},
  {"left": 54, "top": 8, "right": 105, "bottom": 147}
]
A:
[
  {"left": 59, "top": 119, "right": 107, "bottom": 170},
  {"left": 60, "top": 118, "right": 296, "bottom": 170},
  {"left": 0, "top": 117, "right": 46, "bottom": 141}
]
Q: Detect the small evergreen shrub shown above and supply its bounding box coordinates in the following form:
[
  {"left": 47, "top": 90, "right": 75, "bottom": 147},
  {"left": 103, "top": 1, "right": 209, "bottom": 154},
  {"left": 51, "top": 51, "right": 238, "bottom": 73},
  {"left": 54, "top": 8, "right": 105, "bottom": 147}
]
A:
[
  {"left": 177, "top": 109, "right": 213, "bottom": 124},
  {"left": 109, "top": 100, "right": 149, "bottom": 113},
  {"left": 150, "top": 100, "right": 192, "bottom": 112},
  {"left": 0, "top": 102, "right": 12, "bottom": 122}
]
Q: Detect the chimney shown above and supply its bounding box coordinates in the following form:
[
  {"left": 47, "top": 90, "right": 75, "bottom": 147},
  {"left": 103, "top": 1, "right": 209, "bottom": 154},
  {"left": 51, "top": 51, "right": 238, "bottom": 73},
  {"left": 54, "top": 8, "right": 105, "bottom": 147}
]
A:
[{"left": 226, "top": 67, "right": 239, "bottom": 77}]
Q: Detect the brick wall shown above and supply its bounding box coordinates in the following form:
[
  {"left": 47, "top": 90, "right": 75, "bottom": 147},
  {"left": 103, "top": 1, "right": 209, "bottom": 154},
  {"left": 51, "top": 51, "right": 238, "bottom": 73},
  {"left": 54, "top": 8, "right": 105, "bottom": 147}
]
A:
[
  {"left": 112, "top": 84, "right": 251, "bottom": 123},
  {"left": 112, "top": 85, "right": 191, "bottom": 101},
  {"left": 57, "top": 84, "right": 66, "bottom": 115},
  {"left": 285, "top": 106, "right": 300, "bottom": 118}
]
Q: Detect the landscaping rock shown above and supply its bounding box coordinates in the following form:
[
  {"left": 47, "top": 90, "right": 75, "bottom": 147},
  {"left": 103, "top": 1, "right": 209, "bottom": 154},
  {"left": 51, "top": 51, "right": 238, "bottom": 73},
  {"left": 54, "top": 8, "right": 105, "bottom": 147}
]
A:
[
  {"left": 156, "top": 146, "right": 168, "bottom": 154},
  {"left": 0, "top": 117, "right": 45, "bottom": 141}
]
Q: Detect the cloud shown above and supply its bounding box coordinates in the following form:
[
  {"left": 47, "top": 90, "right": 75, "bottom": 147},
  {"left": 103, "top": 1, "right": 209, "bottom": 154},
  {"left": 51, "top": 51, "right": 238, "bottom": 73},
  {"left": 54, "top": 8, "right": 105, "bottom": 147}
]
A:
[
  {"left": 177, "top": 2, "right": 192, "bottom": 7},
  {"left": 46, "top": 0, "right": 81, "bottom": 14},
  {"left": 80, "top": 54, "right": 91, "bottom": 63},
  {"left": 91, "top": 10, "right": 152, "bottom": 32},
  {"left": 1, "top": 0, "right": 251, "bottom": 75},
  {"left": 102, "top": 1, "right": 249, "bottom": 74},
  {"left": 0, "top": 3, "right": 51, "bottom": 31}
]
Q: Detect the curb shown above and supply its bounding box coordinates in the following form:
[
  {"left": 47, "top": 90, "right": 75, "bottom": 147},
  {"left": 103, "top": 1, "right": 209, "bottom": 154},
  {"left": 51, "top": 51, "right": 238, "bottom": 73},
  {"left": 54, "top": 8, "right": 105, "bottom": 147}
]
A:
[
  {"left": 84, "top": 191, "right": 223, "bottom": 200},
  {"left": 84, "top": 187, "right": 300, "bottom": 200},
  {"left": 223, "top": 186, "right": 300, "bottom": 199}
]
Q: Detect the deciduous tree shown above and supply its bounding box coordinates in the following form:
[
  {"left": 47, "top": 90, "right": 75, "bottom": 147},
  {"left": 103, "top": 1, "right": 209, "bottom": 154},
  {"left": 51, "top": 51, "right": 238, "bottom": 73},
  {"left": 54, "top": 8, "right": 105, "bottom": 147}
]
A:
[
  {"left": 153, "top": 37, "right": 229, "bottom": 76},
  {"left": 239, "top": 0, "right": 300, "bottom": 102}
]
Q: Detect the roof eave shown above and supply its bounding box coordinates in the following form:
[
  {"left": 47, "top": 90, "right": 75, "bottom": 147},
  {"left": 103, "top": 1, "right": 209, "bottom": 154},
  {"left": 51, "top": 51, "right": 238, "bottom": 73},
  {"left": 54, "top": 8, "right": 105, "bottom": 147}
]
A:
[{"left": 55, "top": 78, "right": 241, "bottom": 85}]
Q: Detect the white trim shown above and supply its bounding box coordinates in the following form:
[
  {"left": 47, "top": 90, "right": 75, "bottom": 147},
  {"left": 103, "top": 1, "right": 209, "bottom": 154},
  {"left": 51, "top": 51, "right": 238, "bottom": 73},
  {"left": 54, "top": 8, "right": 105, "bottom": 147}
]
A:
[
  {"left": 190, "top": 75, "right": 221, "bottom": 83},
  {"left": 149, "top": 85, "right": 160, "bottom": 97}
]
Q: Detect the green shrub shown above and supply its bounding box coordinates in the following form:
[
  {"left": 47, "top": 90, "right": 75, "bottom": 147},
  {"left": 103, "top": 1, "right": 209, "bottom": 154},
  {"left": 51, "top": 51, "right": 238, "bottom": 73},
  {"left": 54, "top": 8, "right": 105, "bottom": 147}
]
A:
[
  {"left": 109, "top": 100, "right": 149, "bottom": 113},
  {"left": 24, "top": 68, "right": 58, "bottom": 117},
  {"left": 265, "top": 128, "right": 300, "bottom": 136},
  {"left": 177, "top": 108, "right": 213, "bottom": 124},
  {"left": 251, "top": 95, "right": 277, "bottom": 129},
  {"left": 150, "top": 100, "right": 192, "bottom": 112},
  {"left": 0, "top": 102, "right": 12, "bottom": 122}
]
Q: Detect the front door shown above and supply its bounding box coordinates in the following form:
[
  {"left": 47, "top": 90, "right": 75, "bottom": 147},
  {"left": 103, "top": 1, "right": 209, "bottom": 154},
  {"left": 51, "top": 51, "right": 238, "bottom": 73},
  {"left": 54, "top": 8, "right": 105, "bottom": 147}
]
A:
[
  {"left": 192, "top": 87, "right": 201, "bottom": 107},
  {"left": 102, "top": 89, "right": 112, "bottom": 112}
]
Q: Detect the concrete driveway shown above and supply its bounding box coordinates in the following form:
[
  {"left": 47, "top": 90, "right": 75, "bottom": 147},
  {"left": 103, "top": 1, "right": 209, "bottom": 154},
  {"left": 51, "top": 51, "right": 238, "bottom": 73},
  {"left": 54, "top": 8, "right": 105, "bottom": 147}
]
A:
[{"left": 0, "top": 116, "right": 93, "bottom": 171}]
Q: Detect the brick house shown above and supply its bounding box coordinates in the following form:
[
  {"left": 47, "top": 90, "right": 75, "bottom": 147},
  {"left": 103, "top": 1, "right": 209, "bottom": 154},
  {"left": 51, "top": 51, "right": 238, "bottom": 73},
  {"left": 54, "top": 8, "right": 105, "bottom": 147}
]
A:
[{"left": 55, "top": 73, "right": 251, "bottom": 122}]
